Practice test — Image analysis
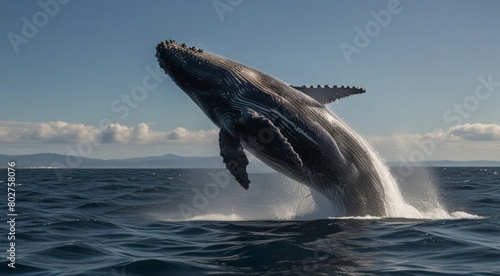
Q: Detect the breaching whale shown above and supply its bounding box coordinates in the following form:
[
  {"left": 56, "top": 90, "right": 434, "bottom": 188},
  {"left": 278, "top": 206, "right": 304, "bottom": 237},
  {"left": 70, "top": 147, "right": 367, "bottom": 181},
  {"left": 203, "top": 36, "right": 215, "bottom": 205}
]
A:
[{"left": 156, "top": 40, "right": 387, "bottom": 216}]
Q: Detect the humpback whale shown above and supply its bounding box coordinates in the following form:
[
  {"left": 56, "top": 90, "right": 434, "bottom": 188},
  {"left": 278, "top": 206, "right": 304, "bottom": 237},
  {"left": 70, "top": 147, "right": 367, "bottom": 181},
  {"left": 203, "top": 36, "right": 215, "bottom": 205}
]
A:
[{"left": 156, "top": 40, "right": 387, "bottom": 216}]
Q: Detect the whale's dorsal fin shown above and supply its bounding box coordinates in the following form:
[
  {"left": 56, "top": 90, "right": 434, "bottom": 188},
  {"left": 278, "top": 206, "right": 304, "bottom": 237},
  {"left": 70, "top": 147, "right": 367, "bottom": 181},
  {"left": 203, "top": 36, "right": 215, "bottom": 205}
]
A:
[
  {"left": 219, "top": 128, "right": 250, "bottom": 190},
  {"left": 291, "top": 85, "right": 366, "bottom": 104}
]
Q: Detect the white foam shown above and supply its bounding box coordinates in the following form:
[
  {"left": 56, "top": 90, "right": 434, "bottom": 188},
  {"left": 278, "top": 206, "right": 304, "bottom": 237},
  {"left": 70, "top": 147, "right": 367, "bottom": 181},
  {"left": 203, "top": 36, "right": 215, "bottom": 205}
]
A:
[
  {"left": 330, "top": 215, "right": 383, "bottom": 220},
  {"left": 446, "top": 211, "right": 484, "bottom": 220},
  {"left": 344, "top": 125, "right": 480, "bottom": 220},
  {"left": 328, "top": 211, "right": 483, "bottom": 220},
  {"left": 187, "top": 213, "right": 243, "bottom": 221}
]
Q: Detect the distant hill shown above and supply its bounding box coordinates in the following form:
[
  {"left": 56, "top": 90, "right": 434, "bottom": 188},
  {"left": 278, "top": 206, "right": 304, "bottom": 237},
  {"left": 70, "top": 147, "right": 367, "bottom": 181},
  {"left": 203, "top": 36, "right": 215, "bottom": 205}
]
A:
[
  {"left": 0, "top": 153, "right": 499, "bottom": 169},
  {"left": 389, "top": 160, "right": 500, "bottom": 167},
  {"left": 0, "top": 153, "right": 273, "bottom": 171},
  {"left": 408, "top": 160, "right": 500, "bottom": 167},
  {"left": 0, "top": 153, "right": 224, "bottom": 169}
]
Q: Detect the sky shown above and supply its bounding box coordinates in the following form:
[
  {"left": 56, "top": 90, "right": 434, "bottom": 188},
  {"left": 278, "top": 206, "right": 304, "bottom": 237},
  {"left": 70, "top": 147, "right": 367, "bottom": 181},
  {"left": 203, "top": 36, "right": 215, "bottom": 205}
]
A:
[{"left": 1, "top": 0, "right": 499, "bottom": 162}]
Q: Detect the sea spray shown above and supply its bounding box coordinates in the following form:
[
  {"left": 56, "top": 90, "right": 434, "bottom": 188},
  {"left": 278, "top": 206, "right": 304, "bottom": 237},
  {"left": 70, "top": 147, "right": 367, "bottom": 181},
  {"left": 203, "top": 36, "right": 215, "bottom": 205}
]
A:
[
  {"left": 324, "top": 116, "right": 458, "bottom": 219},
  {"left": 347, "top": 130, "right": 476, "bottom": 219}
]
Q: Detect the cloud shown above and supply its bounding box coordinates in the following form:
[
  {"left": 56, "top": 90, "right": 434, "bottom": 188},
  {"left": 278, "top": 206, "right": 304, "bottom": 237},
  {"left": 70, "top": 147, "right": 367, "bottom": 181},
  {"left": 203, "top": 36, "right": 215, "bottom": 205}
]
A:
[
  {"left": 0, "top": 121, "right": 100, "bottom": 143},
  {"left": 448, "top": 123, "right": 500, "bottom": 141},
  {"left": 101, "top": 123, "right": 218, "bottom": 144},
  {"left": 366, "top": 123, "right": 500, "bottom": 161},
  {"left": 368, "top": 123, "right": 500, "bottom": 144},
  {"left": 1, "top": 120, "right": 498, "bottom": 161},
  {"left": 0, "top": 121, "right": 218, "bottom": 145}
]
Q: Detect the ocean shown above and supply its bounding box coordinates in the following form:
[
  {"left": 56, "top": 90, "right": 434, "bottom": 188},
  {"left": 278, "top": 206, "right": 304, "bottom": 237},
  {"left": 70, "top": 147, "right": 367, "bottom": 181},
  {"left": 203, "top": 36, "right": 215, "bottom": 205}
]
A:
[{"left": 1, "top": 167, "right": 499, "bottom": 275}]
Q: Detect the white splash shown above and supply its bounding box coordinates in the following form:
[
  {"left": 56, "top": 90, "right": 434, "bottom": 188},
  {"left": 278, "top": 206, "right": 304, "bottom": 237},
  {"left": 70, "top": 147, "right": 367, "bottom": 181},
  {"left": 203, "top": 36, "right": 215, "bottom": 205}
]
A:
[
  {"left": 187, "top": 213, "right": 243, "bottom": 221},
  {"left": 349, "top": 132, "right": 479, "bottom": 220}
]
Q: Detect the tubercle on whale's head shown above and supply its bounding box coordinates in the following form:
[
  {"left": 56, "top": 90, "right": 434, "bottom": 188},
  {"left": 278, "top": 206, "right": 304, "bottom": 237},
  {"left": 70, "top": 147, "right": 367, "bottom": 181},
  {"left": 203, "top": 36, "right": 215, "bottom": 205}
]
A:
[
  {"left": 155, "top": 40, "right": 236, "bottom": 121},
  {"left": 155, "top": 40, "right": 236, "bottom": 105},
  {"left": 155, "top": 40, "right": 204, "bottom": 73}
]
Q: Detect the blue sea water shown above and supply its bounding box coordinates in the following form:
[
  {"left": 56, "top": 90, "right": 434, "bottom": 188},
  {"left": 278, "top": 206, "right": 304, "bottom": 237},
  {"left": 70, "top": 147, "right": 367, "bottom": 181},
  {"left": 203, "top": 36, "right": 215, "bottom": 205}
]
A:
[{"left": 1, "top": 167, "right": 499, "bottom": 275}]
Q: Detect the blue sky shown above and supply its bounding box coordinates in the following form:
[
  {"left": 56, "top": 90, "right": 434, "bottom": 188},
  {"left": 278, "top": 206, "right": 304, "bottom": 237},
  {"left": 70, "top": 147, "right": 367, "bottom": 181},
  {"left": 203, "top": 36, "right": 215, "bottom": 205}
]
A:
[{"left": 1, "top": 0, "right": 499, "bottom": 161}]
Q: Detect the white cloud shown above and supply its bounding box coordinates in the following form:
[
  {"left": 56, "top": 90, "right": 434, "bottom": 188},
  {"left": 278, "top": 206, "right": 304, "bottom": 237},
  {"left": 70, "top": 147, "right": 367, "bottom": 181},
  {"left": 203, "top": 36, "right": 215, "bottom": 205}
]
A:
[
  {"left": 448, "top": 123, "right": 500, "bottom": 141},
  {"left": 0, "top": 121, "right": 218, "bottom": 145},
  {"left": 101, "top": 123, "right": 218, "bottom": 144},
  {"left": 367, "top": 123, "right": 500, "bottom": 161},
  {"left": 1, "top": 121, "right": 498, "bottom": 161},
  {"left": 368, "top": 123, "right": 500, "bottom": 144},
  {"left": 0, "top": 121, "right": 100, "bottom": 143}
]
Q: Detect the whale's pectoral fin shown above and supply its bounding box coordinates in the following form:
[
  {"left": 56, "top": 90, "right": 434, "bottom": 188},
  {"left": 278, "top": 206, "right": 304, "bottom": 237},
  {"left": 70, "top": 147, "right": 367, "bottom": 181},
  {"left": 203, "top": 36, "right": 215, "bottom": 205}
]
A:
[
  {"left": 241, "top": 111, "right": 303, "bottom": 167},
  {"left": 219, "top": 128, "right": 250, "bottom": 190},
  {"left": 291, "top": 85, "right": 366, "bottom": 104}
]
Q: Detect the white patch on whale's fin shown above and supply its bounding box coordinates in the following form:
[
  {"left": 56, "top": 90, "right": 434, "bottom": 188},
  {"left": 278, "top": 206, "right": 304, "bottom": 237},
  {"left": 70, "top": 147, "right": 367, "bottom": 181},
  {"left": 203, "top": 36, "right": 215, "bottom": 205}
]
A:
[
  {"left": 291, "top": 85, "right": 366, "bottom": 104},
  {"left": 240, "top": 111, "right": 303, "bottom": 168},
  {"left": 219, "top": 128, "right": 250, "bottom": 190}
]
